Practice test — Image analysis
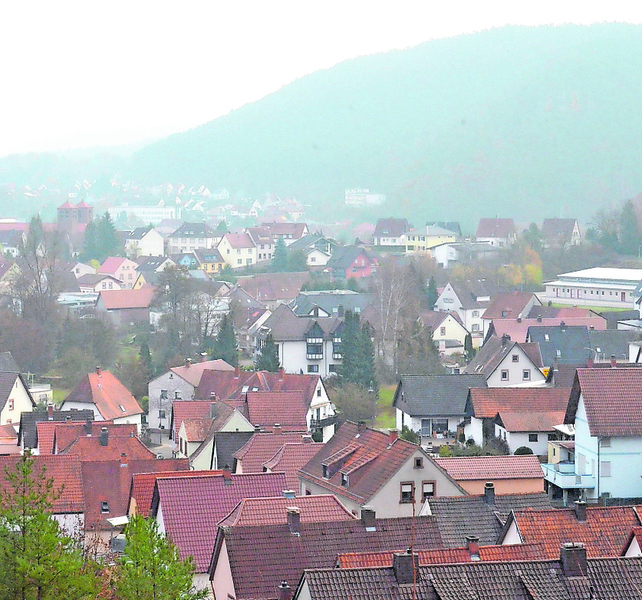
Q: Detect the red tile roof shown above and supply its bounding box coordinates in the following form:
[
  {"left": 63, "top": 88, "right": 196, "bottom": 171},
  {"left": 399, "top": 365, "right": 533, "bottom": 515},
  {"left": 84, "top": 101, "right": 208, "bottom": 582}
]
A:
[
  {"left": 491, "top": 315, "right": 607, "bottom": 342},
  {"left": 130, "top": 470, "right": 221, "bottom": 517},
  {"left": 496, "top": 410, "right": 566, "bottom": 432},
  {"left": 170, "top": 359, "right": 234, "bottom": 387},
  {"left": 476, "top": 218, "right": 516, "bottom": 239},
  {"left": 60, "top": 434, "right": 155, "bottom": 461},
  {"left": 434, "top": 455, "right": 544, "bottom": 481},
  {"left": 567, "top": 368, "right": 642, "bottom": 436},
  {"left": 337, "top": 542, "right": 546, "bottom": 568},
  {"left": 467, "top": 387, "right": 571, "bottom": 419},
  {"left": 172, "top": 400, "right": 214, "bottom": 440},
  {"left": 35, "top": 421, "right": 58, "bottom": 454},
  {"left": 0, "top": 455, "right": 84, "bottom": 513},
  {"left": 52, "top": 421, "right": 135, "bottom": 454},
  {"left": 482, "top": 291, "right": 537, "bottom": 320},
  {"left": 152, "top": 471, "right": 287, "bottom": 571},
  {"left": 98, "top": 256, "right": 126, "bottom": 274},
  {"left": 234, "top": 431, "right": 312, "bottom": 473},
  {"left": 224, "top": 233, "right": 255, "bottom": 249},
  {"left": 262, "top": 441, "right": 324, "bottom": 490},
  {"left": 509, "top": 505, "right": 642, "bottom": 559},
  {"left": 63, "top": 370, "right": 143, "bottom": 421},
  {"left": 245, "top": 390, "right": 308, "bottom": 429},
  {"left": 181, "top": 418, "right": 212, "bottom": 442},
  {"left": 218, "top": 494, "right": 354, "bottom": 527},
  {"left": 99, "top": 286, "right": 155, "bottom": 310}
]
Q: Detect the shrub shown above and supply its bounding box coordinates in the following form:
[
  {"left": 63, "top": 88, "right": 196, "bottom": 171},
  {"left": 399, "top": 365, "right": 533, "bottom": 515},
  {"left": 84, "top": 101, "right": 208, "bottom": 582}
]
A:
[{"left": 514, "top": 446, "right": 534, "bottom": 455}]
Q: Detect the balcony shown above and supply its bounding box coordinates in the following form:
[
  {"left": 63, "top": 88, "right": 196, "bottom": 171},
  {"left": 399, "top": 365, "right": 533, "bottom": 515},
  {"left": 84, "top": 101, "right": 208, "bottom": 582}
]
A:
[
  {"left": 306, "top": 353, "right": 323, "bottom": 360},
  {"left": 332, "top": 353, "right": 343, "bottom": 359},
  {"left": 541, "top": 462, "right": 595, "bottom": 489},
  {"left": 310, "top": 415, "right": 338, "bottom": 430}
]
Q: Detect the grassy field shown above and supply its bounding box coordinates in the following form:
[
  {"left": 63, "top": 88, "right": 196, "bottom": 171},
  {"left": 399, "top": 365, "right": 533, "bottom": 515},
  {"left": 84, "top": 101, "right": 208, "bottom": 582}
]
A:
[
  {"left": 549, "top": 303, "right": 632, "bottom": 312},
  {"left": 375, "top": 384, "right": 396, "bottom": 429},
  {"left": 52, "top": 388, "right": 70, "bottom": 405}
]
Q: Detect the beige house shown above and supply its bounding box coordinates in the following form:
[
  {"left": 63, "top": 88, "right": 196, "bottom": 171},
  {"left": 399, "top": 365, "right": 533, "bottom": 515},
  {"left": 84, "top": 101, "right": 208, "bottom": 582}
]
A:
[
  {"left": 217, "top": 233, "right": 257, "bottom": 268},
  {"left": 0, "top": 373, "right": 36, "bottom": 426}
]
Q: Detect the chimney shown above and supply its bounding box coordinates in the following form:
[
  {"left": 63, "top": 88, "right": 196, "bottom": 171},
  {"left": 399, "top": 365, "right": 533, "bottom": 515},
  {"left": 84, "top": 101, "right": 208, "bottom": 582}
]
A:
[
  {"left": 282, "top": 489, "right": 296, "bottom": 499},
  {"left": 560, "top": 542, "right": 587, "bottom": 577},
  {"left": 234, "top": 365, "right": 240, "bottom": 379},
  {"left": 587, "top": 357, "right": 594, "bottom": 368},
  {"left": 120, "top": 452, "right": 128, "bottom": 468},
  {"left": 278, "top": 367, "right": 284, "bottom": 381},
  {"left": 466, "top": 535, "right": 480, "bottom": 559},
  {"left": 392, "top": 551, "right": 420, "bottom": 585},
  {"left": 560, "top": 321, "right": 566, "bottom": 331},
  {"left": 610, "top": 354, "right": 617, "bottom": 368},
  {"left": 574, "top": 500, "right": 587, "bottom": 522},
  {"left": 360, "top": 506, "right": 376, "bottom": 530},
  {"left": 302, "top": 435, "right": 313, "bottom": 444},
  {"left": 277, "top": 581, "right": 292, "bottom": 600},
  {"left": 389, "top": 429, "right": 399, "bottom": 444},
  {"left": 537, "top": 315, "right": 542, "bottom": 323},
  {"left": 200, "top": 353, "right": 207, "bottom": 363},
  {"left": 99, "top": 427, "right": 109, "bottom": 447},
  {"left": 96, "top": 366, "right": 101, "bottom": 376},
  {"left": 484, "top": 481, "right": 495, "bottom": 505},
  {"left": 47, "top": 404, "right": 54, "bottom": 420},
  {"left": 357, "top": 420, "right": 367, "bottom": 435},
  {"left": 501, "top": 334, "right": 510, "bottom": 347},
  {"left": 287, "top": 507, "right": 300, "bottom": 535},
  {"left": 185, "top": 358, "right": 192, "bottom": 368},
  {"left": 84, "top": 418, "right": 92, "bottom": 435},
  {"left": 273, "top": 423, "right": 282, "bottom": 434},
  {"left": 516, "top": 317, "right": 522, "bottom": 323}
]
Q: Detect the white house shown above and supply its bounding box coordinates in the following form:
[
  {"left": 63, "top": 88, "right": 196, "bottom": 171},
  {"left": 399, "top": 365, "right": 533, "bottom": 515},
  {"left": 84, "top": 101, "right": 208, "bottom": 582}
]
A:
[
  {"left": 434, "top": 283, "right": 490, "bottom": 348},
  {"left": 124, "top": 227, "right": 165, "bottom": 258},
  {"left": 0, "top": 373, "right": 36, "bottom": 426}
]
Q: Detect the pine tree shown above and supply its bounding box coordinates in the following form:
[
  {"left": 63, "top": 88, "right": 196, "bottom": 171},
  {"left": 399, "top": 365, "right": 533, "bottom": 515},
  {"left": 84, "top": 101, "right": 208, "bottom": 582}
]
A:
[
  {"left": 619, "top": 199, "right": 641, "bottom": 255},
  {"left": 272, "top": 237, "right": 288, "bottom": 272},
  {"left": 255, "top": 333, "right": 280, "bottom": 371},
  {"left": 338, "top": 311, "right": 377, "bottom": 391},
  {"left": 464, "top": 332, "right": 476, "bottom": 362},
  {"left": 113, "top": 515, "right": 207, "bottom": 600},
  {"left": 427, "top": 276, "right": 438, "bottom": 309},
  {"left": 96, "top": 212, "right": 121, "bottom": 261},
  {"left": 80, "top": 219, "right": 99, "bottom": 262},
  {"left": 211, "top": 313, "right": 238, "bottom": 367}
]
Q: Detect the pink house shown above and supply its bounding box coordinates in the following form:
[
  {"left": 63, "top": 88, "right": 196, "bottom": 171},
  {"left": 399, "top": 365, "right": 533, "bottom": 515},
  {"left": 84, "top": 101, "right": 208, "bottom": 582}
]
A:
[{"left": 98, "top": 257, "right": 139, "bottom": 289}]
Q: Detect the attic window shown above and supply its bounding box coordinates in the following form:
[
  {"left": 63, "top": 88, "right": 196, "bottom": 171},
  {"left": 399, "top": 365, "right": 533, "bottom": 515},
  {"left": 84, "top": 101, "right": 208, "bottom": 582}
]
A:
[
  {"left": 414, "top": 457, "right": 424, "bottom": 469},
  {"left": 119, "top": 405, "right": 126, "bottom": 413},
  {"left": 341, "top": 473, "right": 349, "bottom": 487},
  {"left": 322, "top": 465, "right": 329, "bottom": 479},
  {"left": 544, "top": 334, "right": 549, "bottom": 341},
  {"left": 101, "top": 502, "right": 110, "bottom": 514}
]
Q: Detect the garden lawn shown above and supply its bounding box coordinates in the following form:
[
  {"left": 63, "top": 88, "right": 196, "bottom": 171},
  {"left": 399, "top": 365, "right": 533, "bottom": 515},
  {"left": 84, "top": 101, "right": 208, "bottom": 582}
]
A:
[{"left": 375, "top": 384, "right": 396, "bottom": 429}]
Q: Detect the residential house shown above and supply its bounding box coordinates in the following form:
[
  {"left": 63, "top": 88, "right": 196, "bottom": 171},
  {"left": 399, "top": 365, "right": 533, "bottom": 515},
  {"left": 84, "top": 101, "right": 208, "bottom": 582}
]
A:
[
  {"left": 150, "top": 471, "right": 288, "bottom": 591},
  {"left": 463, "top": 335, "right": 546, "bottom": 387},
  {"left": 262, "top": 441, "right": 325, "bottom": 491},
  {"left": 166, "top": 222, "right": 218, "bottom": 254},
  {"left": 541, "top": 218, "right": 582, "bottom": 248},
  {"left": 234, "top": 431, "right": 317, "bottom": 473},
  {"left": 257, "top": 221, "right": 309, "bottom": 245},
  {"left": 495, "top": 409, "right": 567, "bottom": 455},
  {"left": 287, "top": 234, "right": 337, "bottom": 267},
  {"left": 0, "top": 424, "right": 19, "bottom": 454},
  {"left": 434, "top": 282, "right": 492, "bottom": 347},
  {"left": 290, "top": 289, "right": 373, "bottom": 318},
  {"left": 95, "top": 286, "right": 156, "bottom": 327},
  {"left": 0, "top": 229, "right": 23, "bottom": 257},
  {"left": 422, "top": 484, "right": 551, "bottom": 547},
  {"left": 0, "top": 372, "right": 36, "bottom": 426},
  {"left": 237, "top": 271, "right": 311, "bottom": 309},
  {"left": 545, "top": 267, "right": 642, "bottom": 309},
  {"left": 193, "top": 248, "right": 225, "bottom": 275},
  {"left": 124, "top": 226, "right": 165, "bottom": 258},
  {"left": 418, "top": 310, "right": 469, "bottom": 356},
  {"left": 217, "top": 232, "right": 257, "bottom": 268},
  {"left": 246, "top": 226, "right": 275, "bottom": 262},
  {"left": 372, "top": 217, "right": 410, "bottom": 248},
  {"left": 325, "top": 246, "right": 376, "bottom": 280},
  {"left": 433, "top": 455, "right": 545, "bottom": 494},
  {"left": 464, "top": 386, "right": 570, "bottom": 447},
  {"left": 60, "top": 368, "right": 144, "bottom": 432},
  {"left": 402, "top": 224, "right": 457, "bottom": 254},
  {"left": 429, "top": 242, "right": 461, "bottom": 268},
  {"left": 298, "top": 421, "right": 466, "bottom": 518},
  {"left": 393, "top": 374, "right": 488, "bottom": 442},
  {"left": 68, "top": 261, "right": 96, "bottom": 279},
  {"left": 147, "top": 358, "right": 234, "bottom": 430},
  {"left": 481, "top": 291, "right": 542, "bottom": 338},
  {"left": 190, "top": 430, "right": 254, "bottom": 472},
  {"left": 476, "top": 218, "right": 517, "bottom": 247},
  {"left": 210, "top": 509, "right": 444, "bottom": 600},
  {"left": 134, "top": 255, "right": 175, "bottom": 286},
  {"left": 97, "top": 256, "right": 139, "bottom": 289},
  {"left": 18, "top": 408, "right": 94, "bottom": 451},
  {"left": 76, "top": 273, "right": 123, "bottom": 293}
]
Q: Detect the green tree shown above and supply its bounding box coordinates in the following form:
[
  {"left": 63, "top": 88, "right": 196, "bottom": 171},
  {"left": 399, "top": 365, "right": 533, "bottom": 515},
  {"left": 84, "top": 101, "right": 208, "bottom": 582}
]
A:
[
  {"left": 255, "top": 333, "right": 279, "bottom": 372},
  {"left": 95, "top": 212, "right": 122, "bottom": 261},
  {"left": 396, "top": 320, "right": 443, "bottom": 376},
  {"left": 619, "top": 199, "right": 641, "bottom": 255},
  {"left": 338, "top": 311, "right": 377, "bottom": 392},
  {"left": 113, "top": 514, "right": 207, "bottom": 600},
  {"left": 272, "top": 237, "right": 288, "bottom": 272},
  {"left": 522, "top": 222, "right": 543, "bottom": 253},
  {"left": 0, "top": 454, "right": 97, "bottom": 600},
  {"left": 287, "top": 249, "right": 308, "bottom": 272},
  {"left": 427, "top": 276, "right": 438, "bottom": 309},
  {"left": 80, "top": 219, "right": 99, "bottom": 262},
  {"left": 326, "top": 381, "right": 377, "bottom": 425},
  {"left": 464, "top": 332, "right": 476, "bottom": 363},
  {"left": 211, "top": 313, "right": 238, "bottom": 367}
]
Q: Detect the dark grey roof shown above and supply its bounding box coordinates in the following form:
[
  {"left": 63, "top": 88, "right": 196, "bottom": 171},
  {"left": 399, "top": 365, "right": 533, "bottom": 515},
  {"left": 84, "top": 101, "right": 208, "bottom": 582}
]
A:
[
  {"left": 262, "top": 304, "right": 342, "bottom": 342},
  {"left": 393, "top": 374, "right": 487, "bottom": 417},
  {"left": 136, "top": 256, "right": 171, "bottom": 272},
  {"left": 428, "top": 492, "right": 552, "bottom": 547},
  {"left": 169, "top": 222, "right": 216, "bottom": 238},
  {"left": 373, "top": 218, "right": 410, "bottom": 239},
  {"left": 463, "top": 336, "right": 542, "bottom": 376},
  {"left": 588, "top": 329, "right": 639, "bottom": 361},
  {"left": 290, "top": 291, "right": 373, "bottom": 317},
  {"left": 527, "top": 325, "right": 591, "bottom": 365},
  {"left": 126, "top": 226, "right": 152, "bottom": 240},
  {"left": 287, "top": 234, "right": 336, "bottom": 254},
  {"left": 18, "top": 410, "right": 95, "bottom": 448},
  {"left": 0, "top": 352, "right": 20, "bottom": 373},
  {"left": 326, "top": 246, "right": 372, "bottom": 271},
  {"left": 598, "top": 310, "right": 641, "bottom": 329},
  {"left": 216, "top": 431, "right": 254, "bottom": 471},
  {"left": 428, "top": 221, "right": 462, "bottom": 236},
  {"left": 0, "top": 373, "right": 33, "bottom": 414}
]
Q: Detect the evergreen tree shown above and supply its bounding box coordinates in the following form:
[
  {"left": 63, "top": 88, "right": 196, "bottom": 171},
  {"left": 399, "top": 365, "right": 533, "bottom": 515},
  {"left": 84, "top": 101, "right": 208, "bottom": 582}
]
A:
[
  {"left": 255, "top": 333, "right": 280, "bottom": 371},
  {"left": 464, "top": 332, "right": 476, "bottom": 363},
  {"left": 0, "top": 453, "right": 97, "bottom": 600},
  {"left": 140, "top": 341, "right": 154, "bottom": 375},
  {"left": 80, "top": 219, "right": 99, "bottom": 262},
  {"left": 211, "top": 313, "right": 238, "bottom": 367},
  {"left": 427, "top": 276, "right": 438, "bottom": 309},
  {"left": 113, "top": 515, "right": 207, "bottom": 600},
  {"left": 272, "top": 237, "right": 288, "bottom": 272},
  {"left": 287, "top": 249, "right": 308, "bottom": 272},
  {"left": 338, "top": 311, "right": 377, "bottom": 392},
  {"left": 96, "top": 212, "right": 121, "bottom": 261},
  {"left": 396, "top": 320, "right": 443, "bottom": 376},
  {"left": 619, "top": 199, "right": 641, "bottom": 255}
]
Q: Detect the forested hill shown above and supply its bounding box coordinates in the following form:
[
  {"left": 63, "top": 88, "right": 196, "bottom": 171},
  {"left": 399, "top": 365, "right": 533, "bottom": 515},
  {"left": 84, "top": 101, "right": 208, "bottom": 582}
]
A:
[{"left": 126, "top": 23, "right": 642, "bottom": 225}]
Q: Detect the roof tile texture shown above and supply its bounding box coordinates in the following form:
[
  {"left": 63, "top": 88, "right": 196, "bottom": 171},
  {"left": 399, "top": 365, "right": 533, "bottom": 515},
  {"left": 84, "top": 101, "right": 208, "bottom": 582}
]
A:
[{"left": 434, "top": 455, "right": 544, "bottom": 481}]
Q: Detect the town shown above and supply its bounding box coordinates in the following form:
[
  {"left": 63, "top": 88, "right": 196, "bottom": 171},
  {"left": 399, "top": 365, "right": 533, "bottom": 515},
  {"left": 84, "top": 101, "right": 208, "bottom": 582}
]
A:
[{"left": 1, "top": 179, "right": 642, "bottom": 598}]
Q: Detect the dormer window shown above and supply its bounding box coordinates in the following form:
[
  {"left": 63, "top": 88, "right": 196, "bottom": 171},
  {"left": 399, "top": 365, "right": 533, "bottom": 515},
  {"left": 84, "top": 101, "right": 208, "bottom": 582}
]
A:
[
  {"left": 101, "top": 502, "right": 110, "bottom": 513},
  {"left": 322, "top": 465, "right": 329, "bottom": 479},
  {"left": 341, "top": 473, "right": 349, "bottom": 487}
]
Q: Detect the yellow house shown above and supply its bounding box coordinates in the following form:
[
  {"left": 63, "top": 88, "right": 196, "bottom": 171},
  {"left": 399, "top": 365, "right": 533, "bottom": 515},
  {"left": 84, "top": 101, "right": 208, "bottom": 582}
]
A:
[
  {"left": 194, "top": 249, "right": 226, "bottom": 275},
  {"left": 403, "top": 225, "right": 458, "bottom": 254}
]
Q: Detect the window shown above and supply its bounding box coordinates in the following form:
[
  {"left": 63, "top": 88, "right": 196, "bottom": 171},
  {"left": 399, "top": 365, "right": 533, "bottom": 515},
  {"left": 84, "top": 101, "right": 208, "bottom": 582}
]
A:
[
  {"left": 174, "top": 391, "right": 181, "bottom": 400},
  {"left": 317, "top": 389, "right": 322, "bottom": 397},
  {"left": 307, "top": 365, "right": 319, "bottom": 373},
  {"left": 601, "top": 437, "right": 611, "bottom": 448},
  {"left": 528, "top": 433, "right": 538, "bottom": 442},
  {"left": 400, "top": 482, "right": 414, "bottom": 503},
  {"left": 7, "top": 399, "right": 13, "bottom": 411},
  {"left": 501, "top": 370, "right": 509, "bottom": 381},
  {"left": 328, "top": 364, "right": 338, "bottom": 373},
  {"left": 341, "top": 473, "right": 349, "bottom": 487},
  {"left": 523, "top": 369, "right": 531, "bottom": 381},
  {"left": 440, "top": 327, "right": 446, "bottom": 336},
  {"left": 160, "top": 390, "right": 168, "bottom": 400},
  {"left": 601, "top": 461, "right": 612, "bottom": 477},
  {"left": 512, "top": 354, "right": 519, "bottom": 362},
  {"left": 101, "top": 502, "right": 110, "bottom": 514},
  {"left": 472, "top": 324, "right": 480, "bottom": 332},
  {"left": 422, "top": 481, "right": 436, "bottom": 500},
  {"left": 322, "top": 465, "right": 329, "bottom": 478},
  {"left": 414, "top": 457, "right": 424, "bottom": 469},
  {"left": 158, "top": 410, "right": 166, "bottom": 419},
  {"left": 472, "top": 311, "right": 479, "bottom": 318},
  {"left": 548, "top": 433, "right": 557, "bottom": 441}
]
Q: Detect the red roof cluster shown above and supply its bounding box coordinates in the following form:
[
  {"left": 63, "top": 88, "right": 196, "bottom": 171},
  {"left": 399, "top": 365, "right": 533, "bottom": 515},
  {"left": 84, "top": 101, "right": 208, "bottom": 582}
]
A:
[
  {"left": 434, "top": 455, "right": 544, "bottom": 481},
  {"left": 468, "top": 387, "right": 570, "bottom": 419},
  {"left": 234, "top": 431, "right": 313, "bottom": 473}
]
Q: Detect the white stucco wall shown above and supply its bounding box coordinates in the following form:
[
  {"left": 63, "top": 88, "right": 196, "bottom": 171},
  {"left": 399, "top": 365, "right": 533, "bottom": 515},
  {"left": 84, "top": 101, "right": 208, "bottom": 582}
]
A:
[
  {"left": 495, "top": 425, "right": 551, "bottom": 455},
  {"left": 485, "top": 346, "right": 546, "bottom": 387},
  {"left": 148, "top": 373, "right": 195, "bottom": 430},
  {"left": 464, "top": 416, "right": 484, "bottom": 445},
  {"left": 0, "top": 377, "right": 34, "bottom": 425},
  {"left": 212, "top": 539, "right": 236, "bottom": 600},
  {"left": 278, "top": 340, "right": 340, "bottom": 378}
]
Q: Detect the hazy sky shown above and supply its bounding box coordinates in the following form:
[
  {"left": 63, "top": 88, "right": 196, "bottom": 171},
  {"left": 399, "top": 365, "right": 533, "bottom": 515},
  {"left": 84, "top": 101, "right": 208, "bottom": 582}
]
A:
[{"left": 1, "top": 1, "right": 641, "bottom": 157}]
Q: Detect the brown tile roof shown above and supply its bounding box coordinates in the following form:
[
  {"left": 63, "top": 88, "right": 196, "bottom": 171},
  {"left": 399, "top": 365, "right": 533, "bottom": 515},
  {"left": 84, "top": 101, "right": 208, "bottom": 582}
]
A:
[
  {"left": 99, "top": 286, "right": 155, "bottom": 310},
  {"left": 566, "top": 367, "right": 642, "bottom": 436},
  {"left": 152, "top": 471, "right": 287, "bottom": 571},
  {"left": 476, "top": 218, "right": 516, "bottom": 239},
  {"left": 169, "top": 359, "right": 234, "bottom": 387},
  {"left": 130, "top": 470, "right": 221, "bottom": 517},
  {"left": 434, "top": 455, "right": 544, "bottom": 481},
  {"left": 218, "top": 494, "right": 354, "bottom": 527},
  {"left": 0, "top": 455, "right": 84, "bottom": 514},
  {"left": 299, "top": 421, "right": 432, "bottom": 504},
  {"left": 216, "top": 515, "right": 444, "bottom": 599},
  {"left": 171, "top": 400, "right": 215, "bottom": 440},
  {"left": 337, "top": 542, "right": 546, "bottom": 568},
  {"left": 60, "top": 433, "right": 155, "bottom": 461},
  {"left": 507, "top": 505, "right": 642, "bottom": 559},
  {"left": 82, "top": 458, "right": 188, "bottom": 531},
  {"left": 0, "top": 423, "right": 17, "bottom": 441},
  {"left": 63, "top": 370, "right": 143, "bottom": 421},
  {"left": 541, "top": 218, "right": 578, "bottom": 242},
  {"left": 262, "top": 441, "right": 324, "bottom": 490},
  {"left": 223, "top": 232, "right": 255, "bottom": 249},
  {"left": 482, "top": 291, "right": 537, "bottom": 320},
  {"left": 237, "top": 271, "right": 311, "bottom": 303},
  {"left": 182, "top": 418, "right": 212, "bottom": 442},
  {"left": 245, "top": 390, "right": 308, "bottom": 429},
  {"left": 466, "top": 386, "right": 571, "bottom": 419},
  {"left": 52, "top": 421, "right": 135, "bottom": 454},
  {"left": 234, "top": 431, "right": 311, "bottom": 473},
  {"left": 496, "top": 410, "right": 566, "bottom": 432}
]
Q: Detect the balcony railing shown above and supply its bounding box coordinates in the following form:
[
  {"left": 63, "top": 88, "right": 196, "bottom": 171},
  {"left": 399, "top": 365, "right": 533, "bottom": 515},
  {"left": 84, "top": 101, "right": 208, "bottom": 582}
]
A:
[
  {"left": 310, "top": 415, "right": 338, "bottom": 430},
  {"left": 306, "top": 353, "right": 323, "bottom": 360},
  {"left": 541, "top": 462, "right": 596, "bottom": 489}
]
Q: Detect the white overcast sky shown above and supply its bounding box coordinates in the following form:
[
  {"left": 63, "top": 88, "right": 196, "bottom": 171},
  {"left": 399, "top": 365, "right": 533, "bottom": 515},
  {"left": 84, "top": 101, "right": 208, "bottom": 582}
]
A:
[{"left": 1, "top": 1, "right": 641, "bottom": 157}]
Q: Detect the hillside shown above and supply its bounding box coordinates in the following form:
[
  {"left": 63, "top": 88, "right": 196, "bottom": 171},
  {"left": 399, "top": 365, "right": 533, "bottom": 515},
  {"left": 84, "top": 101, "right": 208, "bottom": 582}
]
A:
[{"left": 125, "top": 23, "right": 642, "bottom": 227}]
